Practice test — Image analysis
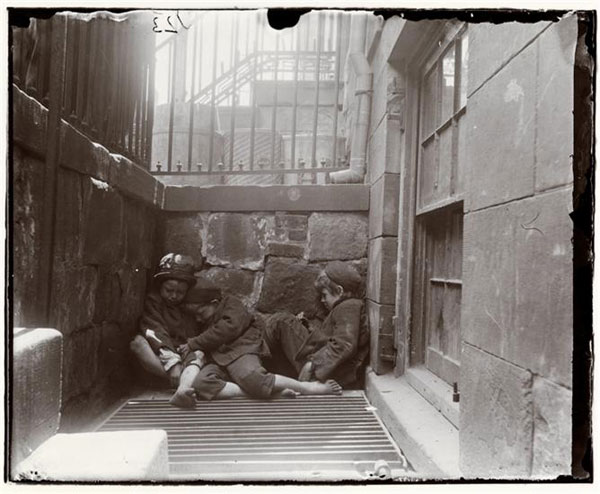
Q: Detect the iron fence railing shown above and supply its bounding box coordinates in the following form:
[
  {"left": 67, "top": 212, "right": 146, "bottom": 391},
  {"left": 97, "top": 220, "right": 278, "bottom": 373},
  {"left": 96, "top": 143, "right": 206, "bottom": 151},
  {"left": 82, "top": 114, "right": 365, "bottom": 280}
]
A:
[
  {"left": 11, "top": 12, "right": 155, "bottom": 169},
  {"left": 152, "top": 10, "right": 351, "bottom": 184}
]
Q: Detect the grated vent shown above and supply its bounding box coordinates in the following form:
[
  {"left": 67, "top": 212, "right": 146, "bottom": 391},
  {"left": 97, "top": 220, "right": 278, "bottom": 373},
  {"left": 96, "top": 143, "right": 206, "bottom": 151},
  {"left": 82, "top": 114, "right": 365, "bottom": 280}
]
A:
[{"left": 98, "top": 392, "right": 409, "bottom": 481}]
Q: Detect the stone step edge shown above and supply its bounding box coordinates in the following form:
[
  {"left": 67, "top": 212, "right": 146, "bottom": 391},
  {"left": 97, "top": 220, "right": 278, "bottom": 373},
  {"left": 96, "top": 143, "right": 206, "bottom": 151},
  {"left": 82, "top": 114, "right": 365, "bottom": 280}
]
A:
[{"left": 364, "top": 368, "right": 461, "bottom": 479}]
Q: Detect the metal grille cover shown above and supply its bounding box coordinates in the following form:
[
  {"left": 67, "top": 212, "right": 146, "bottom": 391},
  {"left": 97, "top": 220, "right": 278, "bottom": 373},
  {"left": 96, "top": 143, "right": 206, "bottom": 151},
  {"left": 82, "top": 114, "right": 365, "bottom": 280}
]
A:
[{"left": 98, "top": 391, "right": 410, "bottom": 481}]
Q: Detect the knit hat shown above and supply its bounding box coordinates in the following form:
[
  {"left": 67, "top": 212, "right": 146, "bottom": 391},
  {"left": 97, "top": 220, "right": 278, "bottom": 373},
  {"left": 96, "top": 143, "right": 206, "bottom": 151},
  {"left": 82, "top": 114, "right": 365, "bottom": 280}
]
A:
[
  {"left": 185, "top": 278, "right": 222, "bottom": 304},
  {"left": 324, "top": 261, "right": 362, "bottom": 294},
  {"left": 154, "top": 253, "right": 197, "bottom": 287}
]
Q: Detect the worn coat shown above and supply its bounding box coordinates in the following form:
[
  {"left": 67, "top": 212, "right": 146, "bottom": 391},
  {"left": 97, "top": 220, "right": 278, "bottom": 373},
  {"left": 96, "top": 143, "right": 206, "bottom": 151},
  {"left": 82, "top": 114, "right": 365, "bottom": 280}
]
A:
[
  {"left": 138, "top": 292, "right": 198, "bottom": 353},
  {"left": 296, "top": 297, "right": 369, "bottom": 387},
  {"left": 186, "top": 295, "right": 269, "bottom": 367}
]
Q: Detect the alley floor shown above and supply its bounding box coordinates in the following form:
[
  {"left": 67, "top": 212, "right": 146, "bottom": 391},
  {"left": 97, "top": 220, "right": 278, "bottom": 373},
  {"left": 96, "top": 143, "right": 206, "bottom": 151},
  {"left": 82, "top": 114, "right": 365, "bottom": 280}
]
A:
[{"left": 96, "top": 390, "right": 412, "bottom": 482}]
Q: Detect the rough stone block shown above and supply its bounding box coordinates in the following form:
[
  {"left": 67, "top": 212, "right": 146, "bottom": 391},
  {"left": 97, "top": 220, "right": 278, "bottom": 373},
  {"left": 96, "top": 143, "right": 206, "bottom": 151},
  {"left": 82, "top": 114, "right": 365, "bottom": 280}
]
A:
[
  {"left": 460, "top": 343, "right": 533, "bottom": 478},
  {"left": 367, "top": 237, "right": 397, "bottom": 305},
  {"left": 308, "top": 213, "right": 368, "bottom": 261},
  {"left": 257, "top": 258, "right": 322, "bottom": 318},
  {"left": 97, "top": 322, "right": 128, "bottom": 375},
  {"left": 53, "top": 169, "right": 83, "bottom": 266},
  {"left": 59, "top": 124, "right": 111, "bottom": 182},
  {"left": 369, "top": 173, "right": 400, "bottom": 238},
  {"left": 108, "top": 153, "right": 163, "bottom": 207},
  {"left": 117, "top": 266, "right": 148, "bottom": 336},
  {"left": 531, "top": 377, "right": 572, "bottom": 478},
  {"left": 462, "top": 188, "right": 573, "bottom": 387},
  {"left": 163, "top": 213, "right": 204, "bottom": 268},
  {"left": 466, "top": 41, "right": 536, "bottom": 211},
  {"left": 206, "top": 213, "right": 267, "bottom": 270},
  {"left": 62, "top": 328, "right": 100, "bottom": 401},
  {"left": 12, "top": 85, "right": 48, "bottom": 155},
  {"left": 468, "top": 21, "right": 551, "bottom": 95},
  {"left": 535, "top": 15, "right": 577, "bottom": 192},
  {"left": 14, "top": 430, "right": 169, "bottom": 481},
  {"left": 367, "top": 300, "right": 395, "bottom": 375},
  {"left": 368, "top": 117, "right": 402, "bottom": 183},
  {"left": 275, "top": 213, "right": 308, "bottom": 230},
  {"left": 93, "top": 266, "right": 122, "bottom": 324},
  {"left": 50, "top": 266, "right": 98, "bottom": 336},
  {"left": 123, "top": 198, "right": 155, "bottom": 269},
  {"left": 195, "top": 268, "right": 258, "bottom": 306},
  {"left": 266, "top": 242, "right": 305, "bottom": 258},
  {"left": 11, "top": 328, "right": 62, "bottom": 473},
  {"left": 12, "top": 147, "right": 45, "bottom": 326},
  {"left": 82, "top": 178, "right": 124, "bottom": 265},
  {"left": 288, "top": 229, "right": 308, "bottom": 241}
]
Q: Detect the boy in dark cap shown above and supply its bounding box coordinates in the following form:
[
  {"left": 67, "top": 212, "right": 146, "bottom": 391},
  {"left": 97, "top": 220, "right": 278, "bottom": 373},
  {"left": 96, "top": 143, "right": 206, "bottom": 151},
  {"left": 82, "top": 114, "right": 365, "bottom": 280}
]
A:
[
  {"left": 264, "top": 260, "right": 369, "bottom": 389},
  {"left": 171, "top": 279, "right": 343, "bottom": 407},
  {"left": 129, "top": 253, "right": 206, "bottom": 407}
]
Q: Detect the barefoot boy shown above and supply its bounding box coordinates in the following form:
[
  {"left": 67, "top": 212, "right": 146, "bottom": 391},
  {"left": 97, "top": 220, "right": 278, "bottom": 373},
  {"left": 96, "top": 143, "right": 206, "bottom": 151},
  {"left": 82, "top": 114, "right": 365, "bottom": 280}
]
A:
[
  {"left": 129, "top": 253, "right": 205, "bottom": 407},
  {"left": 172, "top": 279, "right": 342, "bottom": 407},
  {"left": 264, "top": 261, "right": 369, "bottom": 389}
]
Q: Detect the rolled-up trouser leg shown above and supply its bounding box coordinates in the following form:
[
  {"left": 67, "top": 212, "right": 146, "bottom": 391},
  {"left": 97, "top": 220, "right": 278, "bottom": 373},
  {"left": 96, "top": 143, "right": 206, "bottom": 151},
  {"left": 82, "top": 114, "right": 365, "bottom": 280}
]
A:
[
  {"left": 226, "top": 354, "right": 275, "bottom": 399},
  {"left": 192, "top": 363, "right": 229, "bottom": 401}
]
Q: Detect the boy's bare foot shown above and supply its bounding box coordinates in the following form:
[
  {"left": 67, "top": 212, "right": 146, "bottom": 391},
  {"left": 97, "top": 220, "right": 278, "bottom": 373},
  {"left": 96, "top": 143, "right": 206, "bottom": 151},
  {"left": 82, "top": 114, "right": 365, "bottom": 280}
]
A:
[
  {"left": 302, "top": 379, "right": 342, "bottom": 396},
  {"left": 274, "top": 388, "right": 300, "bottom": 399},
  {"left": 169, "top": 387, "right": 196, "bottom": 408}
]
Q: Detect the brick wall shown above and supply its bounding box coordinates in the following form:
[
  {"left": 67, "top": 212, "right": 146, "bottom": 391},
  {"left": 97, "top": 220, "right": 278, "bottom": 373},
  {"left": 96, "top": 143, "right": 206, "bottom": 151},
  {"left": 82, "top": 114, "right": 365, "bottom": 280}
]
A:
[
  {"left": 460, "top": 16, "right": 576, "bottom": 477},
  {"left": 12, "top": 86, "right": 162, "bottom": 431}
]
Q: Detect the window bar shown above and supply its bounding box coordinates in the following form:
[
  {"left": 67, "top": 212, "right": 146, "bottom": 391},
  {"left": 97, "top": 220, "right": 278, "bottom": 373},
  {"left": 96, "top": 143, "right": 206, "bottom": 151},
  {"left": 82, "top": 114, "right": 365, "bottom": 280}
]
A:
[
  {"left": 331, "top": 11, "right": 342, "bottom": 172},
  {"left": 269, "top": 32, "right": 280, "bottom": 168},
  {"left": 135, "top": 43, "right": 145, "bottom": 160},
  {"left": 290, "top": 27, "right": 300, "bottom": 170},
  {"left": 145, "top": 38, "right": 156, "bottom": 169},
  {"left": 116, "top": 22, "right": 129, "bottom": 152},
  {"left": 125, "top": 25, "right": 138, "bottom": 155},
  {"left": 248, "top": 11, "right": 260, "bottom": 171},
  {"left": 310, "top": 12, "right": 323, "bottom": 181},
  {"left": 229, "top": 14, "right": 239, "bottom": 170},
  {"left": 41, "top": 19, "right": 53, "bottom": 105},
  {"left": 62, "top": 16, "right": 76, "bottom": 119},
  {"left": 208, "top": 13, "right": 219, "bottom": 171},
  {"left": 12, "top": 26, "right": 22, "bottom": 85},
  {"left": 187, "top": 20, "right": 199, "bottom": 171},
  {"left": 106, "top": 20, "right": 119, "bottom": 147},
  {"left": 167, "top": 37, "right": 178, "bottom": 172},
  {"left": 98, "top": 16, "right": 112, "bottom": 141},
  {"left": 93, "top": 17, "right": 106, "bottom": 139},
  {"left": 83, "top": 17, "right": 98, "bottom": 133},
  {"left": 130, "top": 26, "right": 143, "bottom": 156}
]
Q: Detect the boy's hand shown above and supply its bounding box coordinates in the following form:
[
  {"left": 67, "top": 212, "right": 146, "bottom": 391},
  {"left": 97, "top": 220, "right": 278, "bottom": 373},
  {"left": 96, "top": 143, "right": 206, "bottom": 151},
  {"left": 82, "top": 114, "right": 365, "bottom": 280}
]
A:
[
  {"left": 168, "top": 364, "right": 182, "bottom": 388},
  {"left": 177, "top": 343, "right": 191, "bottom": 359},
  {"left": 298, "top": 361, "right": 314, "bottom": 382}
]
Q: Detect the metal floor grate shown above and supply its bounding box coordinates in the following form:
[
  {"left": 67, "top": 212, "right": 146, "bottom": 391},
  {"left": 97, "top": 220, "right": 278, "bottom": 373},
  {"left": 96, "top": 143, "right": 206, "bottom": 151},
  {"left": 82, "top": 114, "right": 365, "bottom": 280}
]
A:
[{"left": 98, "top": 391, "right": 410, "bottom": 481}]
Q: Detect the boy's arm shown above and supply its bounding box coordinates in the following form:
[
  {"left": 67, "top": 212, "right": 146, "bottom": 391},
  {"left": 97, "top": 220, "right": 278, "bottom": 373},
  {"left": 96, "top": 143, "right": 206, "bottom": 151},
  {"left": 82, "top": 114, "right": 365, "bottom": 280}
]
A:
[
  {"left": 309, "top": 300, "right": 362, "bottom": 382},
  {"left": 186, "top": 297, "right": 251, "bottom": 352}
]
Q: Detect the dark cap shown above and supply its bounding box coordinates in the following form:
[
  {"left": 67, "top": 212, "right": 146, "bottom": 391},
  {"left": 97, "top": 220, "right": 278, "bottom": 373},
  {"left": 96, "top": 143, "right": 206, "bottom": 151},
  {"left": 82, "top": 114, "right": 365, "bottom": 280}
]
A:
[
  {"left": 154, "top": 253, "right": 197, "bottom": 287},
  {"left": 185, "top": 278, "right": 222, "bottom": 304},
  {"left": 324, "top": 261, "right": 362, "bottom": 294}
]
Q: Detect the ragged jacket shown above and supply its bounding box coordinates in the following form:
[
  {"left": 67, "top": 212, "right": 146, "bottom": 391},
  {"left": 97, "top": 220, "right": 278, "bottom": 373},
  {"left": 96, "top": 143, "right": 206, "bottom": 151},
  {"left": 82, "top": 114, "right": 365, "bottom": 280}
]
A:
[
  {"left": 296, "top": 297, "right": 369, "bottom": 387},
  {"left": 186, "top": 295, "right": 270, "bottom": 367},
  {"left": 138, "top": 292, "right": 198, "bottom": 353}
]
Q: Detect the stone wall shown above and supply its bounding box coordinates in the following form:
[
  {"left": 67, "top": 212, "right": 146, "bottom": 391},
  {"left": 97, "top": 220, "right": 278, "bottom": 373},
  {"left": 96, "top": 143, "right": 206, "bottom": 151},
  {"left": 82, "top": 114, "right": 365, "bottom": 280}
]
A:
[
  {"left": 160, "top": 209, "right": 369, "bottom": 326},
  {"left": 12, "top": 86, "right": 161, "bottom": 431},
  {"left": 460, "top": 16, "right": 576, "bottom": 477}
]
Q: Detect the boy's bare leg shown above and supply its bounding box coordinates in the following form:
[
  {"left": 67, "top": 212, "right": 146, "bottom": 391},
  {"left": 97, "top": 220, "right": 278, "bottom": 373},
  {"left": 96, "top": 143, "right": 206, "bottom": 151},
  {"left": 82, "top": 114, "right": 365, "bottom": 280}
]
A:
[
  {"left": 169, "top": 365, "right": 201, "bottom": 408},
  {"left": 130, "top": 335, "right": 168, "bottom": 379},
  {"left": 273, "top": 375, "right": 342, "bottom": 396},
  {"left": 213, "top": 382, "right": 251, "bottom": 399}
]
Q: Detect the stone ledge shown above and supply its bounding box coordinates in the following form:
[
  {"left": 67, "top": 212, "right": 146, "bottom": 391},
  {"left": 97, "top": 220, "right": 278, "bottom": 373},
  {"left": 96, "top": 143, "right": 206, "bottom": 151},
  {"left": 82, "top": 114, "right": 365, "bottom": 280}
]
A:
[
  {"left": 365, "top": 368, "right": 461, "bottom": 479},
  {"left": 164, "top": 184, "right": 370, "bottom": 212},
  {"left": 14, "top": 430, "right": 169, "bottom": 481}
]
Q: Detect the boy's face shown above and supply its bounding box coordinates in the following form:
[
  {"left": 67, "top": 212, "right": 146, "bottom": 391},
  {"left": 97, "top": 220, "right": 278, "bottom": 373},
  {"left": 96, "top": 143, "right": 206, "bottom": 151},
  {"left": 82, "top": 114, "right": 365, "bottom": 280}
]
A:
[
  {"left": 191, "top": 302, "right": 219, "bottom": 324},
  {"left": 160, "top": 279, "right": 189, "bottom": 307},
  {"left": 320, "top": 286, "right": 343, "bottom": 311}
]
